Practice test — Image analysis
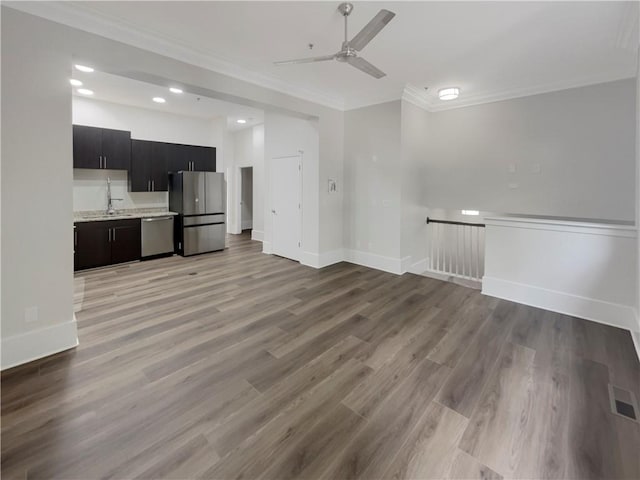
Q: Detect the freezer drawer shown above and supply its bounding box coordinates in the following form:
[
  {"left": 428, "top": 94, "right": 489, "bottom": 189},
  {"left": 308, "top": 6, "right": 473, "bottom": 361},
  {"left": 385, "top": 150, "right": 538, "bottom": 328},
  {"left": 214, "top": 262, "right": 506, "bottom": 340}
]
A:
[
  {"left": 141, "top": 216, "right": 174, "bottom": 258},
  {"left": 183, "top": 214, "right": 225, "bottom": 226},
  {"left": 183, "top": 223, "right": 225, "bottom": 256}
]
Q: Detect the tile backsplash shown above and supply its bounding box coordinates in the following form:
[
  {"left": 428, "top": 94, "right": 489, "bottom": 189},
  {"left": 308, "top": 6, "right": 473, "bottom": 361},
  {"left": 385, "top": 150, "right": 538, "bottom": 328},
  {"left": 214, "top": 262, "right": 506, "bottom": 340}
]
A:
[{"left": 73, "top": 169, "right": 167, "bottom": 212}]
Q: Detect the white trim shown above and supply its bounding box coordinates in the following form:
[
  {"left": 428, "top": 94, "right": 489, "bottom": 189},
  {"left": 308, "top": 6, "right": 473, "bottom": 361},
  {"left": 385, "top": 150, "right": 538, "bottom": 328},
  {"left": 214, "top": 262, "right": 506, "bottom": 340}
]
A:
[
  {"left": 403, "top": 73, "right": 636, "bottom": 113},
  {"left": 484, "top": 216, "right": 637, "bottom": 238},
  {"left": 300, "top": 248, "right": 345, "bottom": 269},
  {"left": 401, "top": 256, "right": 413, "bottom": 274},
  {"left": 482, "top": 276, "right": 639, "bottom": 333},
  {"left": 262, "top": 240, "right": 272, "bottom": 255},
  {"left": 632, "top": 329, "right": 640, "bottom": 363},
  {"left": 407, "top": 257, "right": 428, "bottom": 275},
  {"left": 251, "top": 229, "right": 264, "bottom": 242},
  {"left": 1, "top": 319, "right": 79, "bottom": 371},
  {"left": 5, "top": 1, "right": 344, "bottom": 111},
  {"left": 8, "top": 2, "right": 635, "bottom": 113},
  {"left": 344, "top": 250, "right": 403, "bottom": 275}
]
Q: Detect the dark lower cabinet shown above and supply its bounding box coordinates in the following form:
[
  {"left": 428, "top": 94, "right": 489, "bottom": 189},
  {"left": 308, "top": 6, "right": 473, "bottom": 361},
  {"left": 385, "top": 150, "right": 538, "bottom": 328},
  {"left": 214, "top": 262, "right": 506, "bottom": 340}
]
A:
[{"left": 74, "top": 219, "right": 141, "bottom": 271}]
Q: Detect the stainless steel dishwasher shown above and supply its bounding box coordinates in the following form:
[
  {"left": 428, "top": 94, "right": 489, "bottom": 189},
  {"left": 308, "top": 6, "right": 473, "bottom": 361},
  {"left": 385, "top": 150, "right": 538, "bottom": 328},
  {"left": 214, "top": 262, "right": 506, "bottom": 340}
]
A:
[{"left": 141, "top": 216, "right": 175, "bottom": 259}]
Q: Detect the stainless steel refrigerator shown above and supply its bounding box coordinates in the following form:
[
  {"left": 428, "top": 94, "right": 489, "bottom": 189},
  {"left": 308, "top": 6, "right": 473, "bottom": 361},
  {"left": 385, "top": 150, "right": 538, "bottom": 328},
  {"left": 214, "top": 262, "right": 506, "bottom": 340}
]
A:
[{"left": 169, "top": 171, "right": 226, "bottom": 256}]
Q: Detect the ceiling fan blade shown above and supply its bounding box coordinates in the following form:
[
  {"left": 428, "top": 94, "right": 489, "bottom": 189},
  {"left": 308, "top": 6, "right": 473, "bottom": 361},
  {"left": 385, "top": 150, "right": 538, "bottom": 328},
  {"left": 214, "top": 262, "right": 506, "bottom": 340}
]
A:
[
  {"left": 274, "top": 54, "right": 336, "bottom": 65},
  {"left": 346, "top": 56, "right": 386, "bottom": 79},
  {"left": 349, "top": 9, "right": 395, "bottom": 51}
]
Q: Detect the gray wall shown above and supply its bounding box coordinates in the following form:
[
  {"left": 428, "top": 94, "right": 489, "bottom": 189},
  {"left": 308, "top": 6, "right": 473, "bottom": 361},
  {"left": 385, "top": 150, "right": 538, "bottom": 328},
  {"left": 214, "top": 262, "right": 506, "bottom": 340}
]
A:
[
  {"left": 344, "top": 101, "right": 402, "bottom": 259},
  {"left": 423, "top": 79, "right": 636, "bottom": 222},
  {"left": 2, "top": 9, "right": 77, "bottom": 367}
]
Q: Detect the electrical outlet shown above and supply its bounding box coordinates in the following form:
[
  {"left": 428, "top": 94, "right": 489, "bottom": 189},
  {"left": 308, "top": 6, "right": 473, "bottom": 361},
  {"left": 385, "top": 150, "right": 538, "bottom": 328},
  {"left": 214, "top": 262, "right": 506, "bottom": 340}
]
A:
[
  {"left": 25, "top": 306, "right": 38, "bottom": 323},
  {"left": 508, "top": 164, "right": 517, "bottom": 173}
]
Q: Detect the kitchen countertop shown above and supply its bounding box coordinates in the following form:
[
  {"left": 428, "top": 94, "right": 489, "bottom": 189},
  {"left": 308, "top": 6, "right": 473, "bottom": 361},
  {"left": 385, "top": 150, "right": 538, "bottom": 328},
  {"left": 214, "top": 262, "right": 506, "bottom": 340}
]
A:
[{"left": 74, "top": 208, "right": 178, "bottom": 223}]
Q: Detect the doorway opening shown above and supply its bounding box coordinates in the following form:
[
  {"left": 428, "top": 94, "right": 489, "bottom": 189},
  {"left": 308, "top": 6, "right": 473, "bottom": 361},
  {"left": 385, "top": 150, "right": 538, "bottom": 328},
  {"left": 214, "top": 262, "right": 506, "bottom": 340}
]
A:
[{"left": 240, "top": 166, "right": 253, "bottom": 234}]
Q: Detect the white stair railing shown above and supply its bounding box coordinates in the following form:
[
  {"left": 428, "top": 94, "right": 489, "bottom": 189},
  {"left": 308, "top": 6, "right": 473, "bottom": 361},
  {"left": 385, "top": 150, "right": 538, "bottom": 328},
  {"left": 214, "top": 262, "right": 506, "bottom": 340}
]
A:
[{"left": 426, "top": 217, "right": 485, "bottom": 282}]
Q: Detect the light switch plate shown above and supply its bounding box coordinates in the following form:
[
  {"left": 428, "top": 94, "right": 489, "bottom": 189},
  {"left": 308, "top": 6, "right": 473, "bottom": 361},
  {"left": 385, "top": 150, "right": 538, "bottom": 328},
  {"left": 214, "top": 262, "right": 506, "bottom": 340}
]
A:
[
  {"left": 508, "top": 183, "right": 519, "bottom": 189},
  {"left": 531, "top": 164, "right": 541, "bottom": 174},
  {"left": 508, "top": 164, "right": 517, "bottom": 173},
  {"left": 25, "top": 306, "right": 38, "bottom": 323}
]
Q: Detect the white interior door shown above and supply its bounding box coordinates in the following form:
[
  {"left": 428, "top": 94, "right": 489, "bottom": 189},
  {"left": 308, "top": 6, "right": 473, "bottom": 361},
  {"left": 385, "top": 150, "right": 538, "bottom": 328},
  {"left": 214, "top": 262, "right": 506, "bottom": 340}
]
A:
[{"left": 271, "top": 155, "right": 301, "bottom": 261}]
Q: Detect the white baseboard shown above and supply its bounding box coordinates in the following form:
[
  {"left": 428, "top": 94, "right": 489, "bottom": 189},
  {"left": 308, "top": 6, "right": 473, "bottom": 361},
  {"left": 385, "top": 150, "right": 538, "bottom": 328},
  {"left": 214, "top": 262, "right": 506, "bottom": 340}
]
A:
[
  {"left": 262, "top": 240, "right": 272, "bottom": 255},
  {"left": 482, "top": 276, "right": 638, "bottom": 333},
  {"left": 407, "top": 258, "right": 428, "bottom": 275},
  {"left": 344, "top": 249, "right": 403, "bottom": 274},
  {"left": 251, "top": 230, "right": 264, "bottom": 242},
  {"left": 300, "top": 249, "right": 345, "bottom": 269},
  {"left": 632, "top": 329, "right": 640, "bottom": 363},
  {"left": 1, "top": 318, "right": 79, "bottom": 370}
]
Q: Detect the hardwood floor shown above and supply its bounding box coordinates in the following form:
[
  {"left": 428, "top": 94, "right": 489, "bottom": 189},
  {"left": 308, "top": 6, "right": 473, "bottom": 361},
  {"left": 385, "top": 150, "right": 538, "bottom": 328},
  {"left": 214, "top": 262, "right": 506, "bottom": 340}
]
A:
[{"left": 2, "top": 232, "right": 639, "bottom": 479}]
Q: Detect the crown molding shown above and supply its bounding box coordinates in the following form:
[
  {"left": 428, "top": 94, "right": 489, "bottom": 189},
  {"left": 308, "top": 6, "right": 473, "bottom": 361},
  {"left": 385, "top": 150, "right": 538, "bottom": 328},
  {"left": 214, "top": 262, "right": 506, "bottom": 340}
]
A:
[
  {"left": 4, "top": 1, "right": 346, "bottom": 111},
  {"left": 403, "top": 71, "right": 636, "bottom": 113},
  {"left": 6, "top": 1, "right": 637, "bottom": 115}
]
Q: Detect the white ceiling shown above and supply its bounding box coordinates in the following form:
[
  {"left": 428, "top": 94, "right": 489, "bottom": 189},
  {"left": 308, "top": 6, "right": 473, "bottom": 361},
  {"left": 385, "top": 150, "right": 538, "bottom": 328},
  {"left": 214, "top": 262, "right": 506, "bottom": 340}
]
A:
[
  {"left": 71, "top": 69, "right": 264, "bottom": 131},
  {"left": 11, "top": 1, "right": 640, "bottom": 110}
]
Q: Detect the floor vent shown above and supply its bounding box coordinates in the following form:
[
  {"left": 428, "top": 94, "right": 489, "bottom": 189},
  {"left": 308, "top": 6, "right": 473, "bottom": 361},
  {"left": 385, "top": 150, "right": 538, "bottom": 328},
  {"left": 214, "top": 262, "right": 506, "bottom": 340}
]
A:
[{"left": 609, "top": 384, "right": 639, "bottom": 422}]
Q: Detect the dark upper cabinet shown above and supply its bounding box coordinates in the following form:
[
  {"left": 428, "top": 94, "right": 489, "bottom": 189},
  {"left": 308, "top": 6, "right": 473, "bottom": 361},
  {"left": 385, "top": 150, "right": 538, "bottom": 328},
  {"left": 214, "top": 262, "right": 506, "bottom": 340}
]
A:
[
  {"left": 130, "top": 140, "right": 152, "bottom": 192},
  {"left": 73, "top": 125, "right": 131, "bottom": 170},
  {"left": 191, "top": 145, "right": 216, "bottom": 172},
  {"left": 101, "top": 128, "right": 131, "bottom": 170},
  {"left": 130, "top": 140, "right": 169, "bottom": 192},
  {"left": 73, "top": 125, "right": 102, "bottom": 169},
  {"left": 74, "top": 219, "right": 141, "bottom": 271},
  {"left": 151, "top": 142, "right": 170, "bottom": 191},
  {"left": 167, "top": 144, "right": 216, "bottom": 173},
  {"left": 168, "top": 143, "right": 191, "bottom": 173}
]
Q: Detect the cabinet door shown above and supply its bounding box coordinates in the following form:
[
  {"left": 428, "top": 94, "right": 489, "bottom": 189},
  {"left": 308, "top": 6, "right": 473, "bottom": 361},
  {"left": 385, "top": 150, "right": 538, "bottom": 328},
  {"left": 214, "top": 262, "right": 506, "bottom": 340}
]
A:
[
  {"left": 168, "top": 143, "right": 191, "bottom": 173},
  {"left": 193, "top": 146, "right": 216, "bottom": 172},
  {"left": 151, "top": 142, "right": 169, "bottom": 191},
  {"left": 74, "top": 222, "right": 111, "bottom": 270},
  {"left": 110, "top": 219, "right": 141, "bottom": 264},
  {"left": 130, "top": 139, "right": 152, "bottom": 192},
  {"left": 73, "top": 125, "right": 102, "bottom": 169},
  {"left": 101, "top": 128, "right": 131, "bottom": 170}
]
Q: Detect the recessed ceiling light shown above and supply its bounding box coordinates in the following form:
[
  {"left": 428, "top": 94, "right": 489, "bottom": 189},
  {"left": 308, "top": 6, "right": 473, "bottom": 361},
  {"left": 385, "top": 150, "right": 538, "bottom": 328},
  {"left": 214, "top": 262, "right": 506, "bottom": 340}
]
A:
[
  {"left": 74, "top": 64, "right": 94, "bottom": 73},
  {"left": 461, "top": 210, "right": 479, "bottom": 216},
  {"left": 236, "top": 119, "right": 247, "bottom": 124},
  {"left": 169, "top": 87, "right": 183, "bottom": 94},
  {"left": 69, "top": 79, "right": 83, "bottom": 86},
  {"left": 152, "top": 97, "right": 166, "bottom": 104},
  {"left": 77, "top": 88, "right": 94, "bottom": 96},
  {"left": 438, "top": 87, "right": 460, "bottom": 101}
]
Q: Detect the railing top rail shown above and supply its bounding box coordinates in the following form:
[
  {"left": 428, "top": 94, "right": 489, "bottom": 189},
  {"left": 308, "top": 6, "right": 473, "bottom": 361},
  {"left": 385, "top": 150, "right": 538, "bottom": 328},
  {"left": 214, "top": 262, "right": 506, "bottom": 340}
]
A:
[{"left": 426, "top": 217, "right": 485, "bottom": 228}]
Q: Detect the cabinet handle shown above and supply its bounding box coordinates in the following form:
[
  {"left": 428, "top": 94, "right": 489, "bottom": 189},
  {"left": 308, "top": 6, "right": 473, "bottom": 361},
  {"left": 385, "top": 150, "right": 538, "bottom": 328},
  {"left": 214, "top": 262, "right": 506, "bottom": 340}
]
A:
[
  {"left": 108, "top": 228, "right": 111, "bottom": 242},
  {"left": 112, "top": 228, "right": 116, "bottom": 242},
  {"left": 147, "top": 180, "right": 150, "bottom": 192},
  {"left": 104, "top": 156, "right": 107, "bottom": 169},
  {"left": 152, "top": 180, "right": 155, "bottom": 191},
  {"left": 74, "top": 230, "right": 77, "bottom": 246},
  {"left": 99, "top": 156, "right": 102, "bottom": 168}
]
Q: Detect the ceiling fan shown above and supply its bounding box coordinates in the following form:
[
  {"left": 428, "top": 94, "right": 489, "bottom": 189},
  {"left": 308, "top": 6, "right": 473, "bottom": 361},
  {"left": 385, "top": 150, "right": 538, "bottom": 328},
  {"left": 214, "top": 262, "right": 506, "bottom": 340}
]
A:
[{"left": 274, "top": 3, "right": 396, "bottom": 79}]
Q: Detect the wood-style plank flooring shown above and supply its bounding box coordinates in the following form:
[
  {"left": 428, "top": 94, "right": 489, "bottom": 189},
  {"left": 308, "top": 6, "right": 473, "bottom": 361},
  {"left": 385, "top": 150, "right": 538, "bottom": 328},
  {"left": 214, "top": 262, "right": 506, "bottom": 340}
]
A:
[{"left": 2, "top": 232, "right": 639, "bottom": 479}]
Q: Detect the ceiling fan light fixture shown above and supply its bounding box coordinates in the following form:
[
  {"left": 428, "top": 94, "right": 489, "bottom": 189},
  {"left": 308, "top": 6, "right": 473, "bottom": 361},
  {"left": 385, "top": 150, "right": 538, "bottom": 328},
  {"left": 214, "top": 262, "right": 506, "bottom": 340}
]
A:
[{"left": 438, "top": 87, "right": 460, "bottom": 101}]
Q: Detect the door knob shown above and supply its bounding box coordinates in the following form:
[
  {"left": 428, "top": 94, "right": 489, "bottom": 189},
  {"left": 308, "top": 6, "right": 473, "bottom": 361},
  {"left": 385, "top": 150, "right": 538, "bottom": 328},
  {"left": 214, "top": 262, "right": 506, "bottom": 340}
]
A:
[{"left": 271, "top": 209, "right": 276, "bottom": 214}]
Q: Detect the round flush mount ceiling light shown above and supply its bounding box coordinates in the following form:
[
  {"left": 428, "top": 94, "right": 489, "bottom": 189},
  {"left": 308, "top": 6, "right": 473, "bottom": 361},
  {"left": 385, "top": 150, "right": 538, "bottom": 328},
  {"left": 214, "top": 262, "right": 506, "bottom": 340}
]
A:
[
  {"left": 77, "top": 88, "right": 94, "bottom": 96},
  {"left": 169, "top": 87, "right": 183, "bottom": 94},
  {"left": 438, "top": 87, "right": 460, "bottom": 101},
  {"left": 152, "top": 97, "right": 166, "bottom": 103},
  {"left": 74, "top": 64, "right": 94, "bottom": 73},
  {"left": 69, "top": 79, "right": 83, "bottom": 86},
  {"left": 236, "top": 119, "right": 247, "bottom": 124}
]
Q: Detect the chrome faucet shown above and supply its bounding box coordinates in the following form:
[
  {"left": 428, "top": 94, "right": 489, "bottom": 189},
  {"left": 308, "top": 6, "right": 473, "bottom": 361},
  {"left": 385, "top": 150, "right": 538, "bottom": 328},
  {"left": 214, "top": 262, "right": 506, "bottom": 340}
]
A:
[{"left": 106, "top": 177, "right": 123, "bottom": 215}]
